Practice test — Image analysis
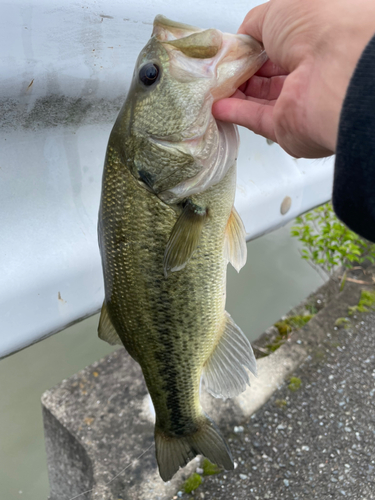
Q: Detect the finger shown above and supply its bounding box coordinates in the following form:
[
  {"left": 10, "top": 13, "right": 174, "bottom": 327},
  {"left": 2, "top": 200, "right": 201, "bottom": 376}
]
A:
[
  {"left": 218, "top": 89, "right": 278, "bottom": 107},
  {"left": 238, "top": 81, "right": 247, "bottom": 93},
  {"left": 212, "top": 98, "right": 276, "bottom": 142},
  {"left": 255, "top": 60, "right": 287, "bottom": 78},
  {"left": 242, "top": 74, "right": 286, "bottom": 100},
  {"left": 237, "top": 2, "right": 270, "bottom": 41},
  {"left": 242, "top": 95, "right": 278, "bottom": 106},
  {"left": 228, "top": 89, "right": 278, "bottom": 106}
]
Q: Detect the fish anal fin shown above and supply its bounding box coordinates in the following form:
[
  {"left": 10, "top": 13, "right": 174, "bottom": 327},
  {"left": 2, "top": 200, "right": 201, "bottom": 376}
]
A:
[
  {"left": 224, "top": 207, "right": 247, "bottom": 272},
  {"left": 202, "top": 311, "right": 257, "bottom": 400},
  {"left": 155, "top": 414, "right": 233, "bottom": 482},
  {"left": 163, "top": 200, "right": 207, "bottom": 278},
  {"left": 98, "top": 302, "right": 123, "bottom": 346}
]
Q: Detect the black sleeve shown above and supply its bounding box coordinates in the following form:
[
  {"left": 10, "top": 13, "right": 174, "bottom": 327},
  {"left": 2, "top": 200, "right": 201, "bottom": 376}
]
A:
[{"left": 333, "top": 33, "right": 375, "bottom": 242}]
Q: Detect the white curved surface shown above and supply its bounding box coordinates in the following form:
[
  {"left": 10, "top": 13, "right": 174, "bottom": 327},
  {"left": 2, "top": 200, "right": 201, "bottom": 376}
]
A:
[{"left": 0, "top": 0, "right": 334, "bottom": 358}]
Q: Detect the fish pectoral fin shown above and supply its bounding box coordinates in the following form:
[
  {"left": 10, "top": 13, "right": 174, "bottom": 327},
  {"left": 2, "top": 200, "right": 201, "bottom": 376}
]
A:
[
  {"left": 155, "top": 414, "right": 233, "bottom": 482},
  {"left": 224, "top": 207, "right": 247, "bottom": 272},
  {"left": 98, "top": 302, "right": 123, "bottom": 346},
  {"left": 163, "top": 200, "right": 207, "bottom": 278},
  {"left": 202, "top": 311, "right": 257, "bottom": 400}
]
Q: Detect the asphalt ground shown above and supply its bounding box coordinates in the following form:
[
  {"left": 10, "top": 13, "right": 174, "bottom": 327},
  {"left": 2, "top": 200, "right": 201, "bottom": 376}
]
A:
[
  {"left": 178, "top": 290, "right": 375, "bottom": 499},
  {"left": 42, "top": 269, "right": 375, "bottom": 500}
]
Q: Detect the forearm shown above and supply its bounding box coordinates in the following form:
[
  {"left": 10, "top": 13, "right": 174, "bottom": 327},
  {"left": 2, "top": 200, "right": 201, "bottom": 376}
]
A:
[
  {"left": 308, "top": 4, "right": 375, "bottom": 153},
  {"left": 333, "top": 34, "right": 375, "bottom": 242}
]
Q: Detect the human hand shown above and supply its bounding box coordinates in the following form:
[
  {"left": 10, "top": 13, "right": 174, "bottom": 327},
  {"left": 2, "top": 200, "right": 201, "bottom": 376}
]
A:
[{"left": 213, "top": 0, "right": 375, "bottom": 158}]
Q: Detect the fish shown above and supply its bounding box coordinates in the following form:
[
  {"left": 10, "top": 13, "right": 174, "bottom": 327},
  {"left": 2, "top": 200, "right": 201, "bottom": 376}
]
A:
[{"left": 98, "top": 15, "right": 267, "bottom": 482}]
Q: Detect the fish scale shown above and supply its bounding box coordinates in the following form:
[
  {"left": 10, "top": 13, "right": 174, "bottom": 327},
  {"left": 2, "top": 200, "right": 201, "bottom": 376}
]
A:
[
  {"left": 98, "top": 15, "right": 266, "bottom": 481},
  {"left": 100, "top": 139, "right": 234, "bottom": 420}
]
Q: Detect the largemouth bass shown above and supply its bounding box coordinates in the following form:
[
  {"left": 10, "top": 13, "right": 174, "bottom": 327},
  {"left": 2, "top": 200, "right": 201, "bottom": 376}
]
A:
[{"left": 98, "top": 15, "right": 267, "bottom": 481}]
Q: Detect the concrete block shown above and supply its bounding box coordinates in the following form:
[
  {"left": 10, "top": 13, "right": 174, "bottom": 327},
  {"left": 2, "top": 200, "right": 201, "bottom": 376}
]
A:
[
  {"left": 42, "top": 341, "right": 308, "bottom": 499},
  {"left": 42, "top": 277, "right": 362, "bottom": 499},
  {"left": 42, "top": 349, "right": 199, "bottom": 500}
]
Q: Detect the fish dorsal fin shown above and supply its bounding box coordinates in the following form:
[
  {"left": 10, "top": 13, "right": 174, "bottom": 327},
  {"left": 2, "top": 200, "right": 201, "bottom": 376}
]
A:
[
  {"left": 224, "top": 207, "right": 247, "bottom": 272},
  {"left": 163, "top": 200, "right": 207, "bottom": 277},
  {"left": 202, "top": 312, "right": 257, "bottom": 400},
  {"left": 98, "top": 302, "right": 123, "bottom": 346}
]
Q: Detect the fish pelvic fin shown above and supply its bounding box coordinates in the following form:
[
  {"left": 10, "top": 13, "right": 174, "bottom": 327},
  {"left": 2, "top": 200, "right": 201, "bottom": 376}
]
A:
[
  {"left": 163, "top": 199, "right": 207, "bottom": 278},
  {"left": 155, "top": 414, "right": 234, "bottom": 482},
  {"left": 98, "top": 302, "right": 123, "bottom": 346},
  {"left": 202, "top": 311, "right": 257, "bottom": 400},
  {"left": 224, "top": 206, "right": 247, "bottom": 272}
]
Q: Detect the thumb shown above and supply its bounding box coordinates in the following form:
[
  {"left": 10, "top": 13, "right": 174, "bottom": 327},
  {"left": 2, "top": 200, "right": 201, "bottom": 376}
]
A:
[{"left": 237, "top": 2, "right": 270, "bottom": 42}]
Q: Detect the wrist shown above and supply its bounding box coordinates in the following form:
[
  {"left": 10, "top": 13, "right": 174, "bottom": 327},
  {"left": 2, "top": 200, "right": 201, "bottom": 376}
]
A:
[
  {"left": 310, "top": 32, "right": 375, "bottom": 152},
  {"left": 316, "top": 7, "right": 375, "bottom": 151}
]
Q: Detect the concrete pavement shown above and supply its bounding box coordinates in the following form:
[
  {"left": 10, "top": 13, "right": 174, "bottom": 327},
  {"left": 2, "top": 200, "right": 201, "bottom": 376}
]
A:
[{"left": 180, "top": 280, "right": 375, "bottom": 499}]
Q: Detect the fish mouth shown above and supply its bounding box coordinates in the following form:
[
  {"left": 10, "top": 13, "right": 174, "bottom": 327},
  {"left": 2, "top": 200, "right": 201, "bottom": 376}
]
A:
[
  {"left": 152, "top": 15, "right": 202, "bottom": 40},
  {"left": 153, "top": 15, "right": 268, "bottom": 102},
  {"left": 210, "top": 33, "right": 267, "bottom": 101}
]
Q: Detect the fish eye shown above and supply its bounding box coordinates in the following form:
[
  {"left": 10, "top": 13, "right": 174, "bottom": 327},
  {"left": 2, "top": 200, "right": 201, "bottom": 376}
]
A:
[{"left": 139, "top": 63, "right": 160, "bottom": 86}]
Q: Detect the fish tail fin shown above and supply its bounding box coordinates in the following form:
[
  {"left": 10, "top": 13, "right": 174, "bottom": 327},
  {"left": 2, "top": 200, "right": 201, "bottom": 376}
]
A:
[{"left": 154, "top": 414, "right": 234, "bottom": 482}]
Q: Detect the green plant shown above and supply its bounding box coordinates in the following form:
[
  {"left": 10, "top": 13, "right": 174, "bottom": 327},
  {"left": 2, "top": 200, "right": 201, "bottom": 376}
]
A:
[
  {"left": 275, "top": 399, "right": 287, "bottom": 408},
  {"left": 291, "top": 202, "right": 375, "bottom": 278},
  {"left": 202, "top": 458, "right": 222, "bottom": 476},
  {"left": 274, "top": 314, "right": 314, "bottom": 336},
  {"left": 348, "top": 290, "right": 375, "bottom": 315},
  {"left": 181, "top": 459, "right": 222, "bottom": 496},
  {"left": 266, "top": 313, "right": 314, "bottom": 352},
  {"left": 183, "top": 473, "right": 202, "bottom": 494},
  {"left": 288, "top": 377, "right": 302, "bottom": 392},
  {"left": 334, "top": 317, "right": 350, "bottom": 328}
]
